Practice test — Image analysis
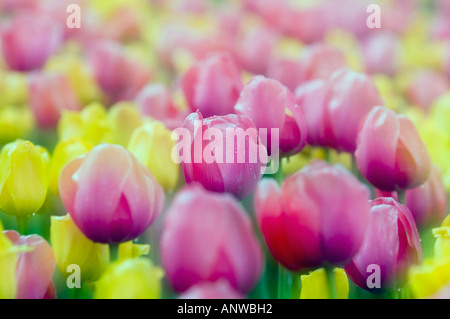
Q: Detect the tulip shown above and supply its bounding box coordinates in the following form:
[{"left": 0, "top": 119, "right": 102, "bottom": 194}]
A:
[
  {"left": 300, "top": 268, "right": 349, "bottom": 299},
  {"left": 58, "top": 102, "right": 108, "bottom": 146},
  {"left": 49, "top": 138, "right": 92, "bottom": 195},
  {"left": 128, "top": 121, "right": 179, "bottom": 191},
  {"left": 0, "top": 105, "right": 34, "bottom": 145},
  {"left": 59, "top": 144, "right": 165, "bottom": 243},
  {"left": 1, "top": 11, "right": 63, "bottom": 71},
  {"left": 94, "top": 258, "right": 163, "bottom": 299},
  {"left": 160, "top": 184, "right": 263, "bottom": 293},
  {"left": 355, "top": 106, "right": 431, "bottom": 192},
  {"left": 406, "top": 166, "right": 447, "bottom": 228},
  {"left": 182, "top": 52, "right": 243, "bottom": 117},
  {"left": 117, "top": 241, "right": 150, "bottom": 262},
  {"left": 28, "top": 72, "right": 81, "bottom": 128},
  {"left": 266, "top": 57, "right": 305, "bottom": 92},
  {"left": 0, "top": 221, "right": 18, "bottom": 299},
  {"left": 4, "top": 230, "right": 56, "bottom": 299},
  {"left": 345, "top": 197, "right": 422, "bottom": 292},
  {"left": 361, "top": 31, "right": 400, "bottom": 76},
  {"left": 88, "top": 41, "right": 151, "bottom": 104},
  {"left": 254, "top": 160, "right": 370, "bottom": 270},
  {"left": 234, "top": 76, "right": 307, "bottom": 156},
  {"left": 0, "top": 140, "right": 50, "bottom": 218},
  {"left": 50, "top": 214, "right": 109, "bottom": 283},
  {"left": 179, "top": 111, "right": 267, "bottom": 200},
  {"left": 297, "top": 68, "right": 383, "bottom": 153},
  {"left": 104, "top": 102, "right": 144, "bottom": 147},
  {"left": 405, "top": 70, "right": 449, "bottom": 112},
  {"left": 433, "top": 215, "right": 450, "bottom": 260},
  {"left": 179, "top": 280, "right": 244, "bottom": 299}
]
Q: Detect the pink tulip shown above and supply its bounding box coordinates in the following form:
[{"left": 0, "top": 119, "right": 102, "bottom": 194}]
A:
[
  {"left": 405, "top": 70, "right": 449, "bottom": 112},
  {"left": 4, "top": 231, "right": 56, "bottom": 299},
  {"left": 160, "top": 184, "right": 263, "bottom": 293},
  {"left": 234, "top": 76, "right": 307, "bottom": 156},
  {"left": 266, "top": 57, "right": 305, "bottom": 92},
  {"left": 178, "top": 280, "right": 244, "bottom": 299},
  {"left": 345, "top": 197, "right": 422, "bottom": 292},
  {"left": 182, "top": 52, "right": 243, "bottom": 117},
  {"left": 297, "top": 68, "right": 383, "bottom": 153},
  {"left": 406, "top": 166, "right": 447, "bottom": 228},
  {"left": 254, "top": 160, "right": 371, "bottom": 270},
  {"left": 180, "top": 111, "right": 267, "bottom": 200},
  {"left": 59, "top": 144, "right": 164, "bottom": 243},
  {"left": 28, "top": 73, "right": 81, "bottom": 128},
  {"left": 1, "top": 11, "right": 63, "bottom": 71},
  {"left": 355, "top": 106, "right": 431, "bottom": 192},
  {"left": 88, "top": 41, "right": 151, "bottom": 104},
  {"left": 298, "top": 44, "right": 347, "bottom": 82},
  {"left": 362, "top": 31, "right": 400, "bottom": 76}
]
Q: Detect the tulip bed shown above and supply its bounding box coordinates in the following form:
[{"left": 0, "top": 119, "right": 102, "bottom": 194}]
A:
[{"left": 1, "top": 0, "right": 450, "bottom": 300}]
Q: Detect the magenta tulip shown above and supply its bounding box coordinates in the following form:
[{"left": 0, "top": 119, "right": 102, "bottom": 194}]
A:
[
  {"left": 1, "top": 11, "right": 62, "bottom": 71},
  {"left": 59, "top": 144, "right": 164, "bottom": 243},
  {"left": 178, "top": 280, "right": 244, "bottom": 299},
  {"left": 406, "top": 166, "right": 447, "bottom": 228},
  {"left": 160, "top": 184, "right": 263, "bottom": 293},
  {"left": 179, "top": 111, "right": 267, "bottom": 200},
  {"left": 4, "top": 231, "right": 56, "bottom": 299},
  {"left": 297, "top": 68, "right": 383, "bottom": 152},
  {"left": 355, "top": 106, "right": 431, "bottom": 192},
  {"left": 254, "top": 160, "right": 371, "bottom": 270},
  {"left": 234, "top": 76, "right": 307, "bottom": 156},
  {"left": 345, "top": 197, "right": 422, "bottom": 292},
  {"left": 182, "top": 52, "right": 243, "bottom": 117},
  {"left": 28, "top": 73, "right": 81, "bottom": 128}
]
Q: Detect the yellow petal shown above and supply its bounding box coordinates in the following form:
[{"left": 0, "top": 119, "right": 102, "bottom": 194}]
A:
[
  {"left": 300, "top": 268, "right": 349, "bottom": 299},
  {"left": 118, "top": 241, "right": 150, "bottom": 262}
]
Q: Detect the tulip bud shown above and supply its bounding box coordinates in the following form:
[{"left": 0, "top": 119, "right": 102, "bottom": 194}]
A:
[
  {"left": 105, "top": 102, "right": 144, "bottom": 147},
  {"left": 179, "top": 111, "right": 267, "bottom": 200},
  {"left": 297, "top": 68, "right": 383, "bottom": 153},
  {"left": 362, "top": 31, "right": 400, "bottom": 76},
  {"left": 160, "top": 184, "right": 263, "bottom": 293},
  {"left": 1, "top": 11, "right": 62, "bottom": 71},
  {"left": 0, "top": 105, "right": 34, "bottom": 145},
  {"left": 355, "top": 106, "right": 431, "bottom": 191},
  {"left": 50, "top": 214, "right": 109, "bottom": 283},
  {"left": 59, "top": 144, "right": 164, "bottom": 243},
  {"left": 117, "top": 241, "right": 149, "bottom": 262},
  {"left": 345, "top": 197, "right": 422, "bottom": 292},
  {"left": 406, "top": 166, "right": 447, "bottom": 228},
  {"left": 128, "top": 121, "right": 179, "bottom": 191},
  {"left": 300, "top": 268, "right": 349, "bottom": 299},
  {"left": 179, "top": 280, "right": 244, "bottom": 299},
  {"left": 234, "top": 76, "right": 307, "bottom": 156},
  {"left": 4, "top": 230, "right": 56, "bottom": 299},
  {"left": 94, "top": 258, "right": 163, "bottom": 299},
  {"left": 0, "top": 221, "right": 18, "bottom": 299},
  {"left": 182, "top": 52, "right": 243, "bottom": 117},
  {"left": 0, "top": 140, "right": 50, "bottom": 217},
  {"left": 254, "top": 160, "right": 370, "bottom": 270}
]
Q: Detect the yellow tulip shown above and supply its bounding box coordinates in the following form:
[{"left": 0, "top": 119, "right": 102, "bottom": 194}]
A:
[
  {"left": 49, "top": 138, "right": 92, "bottom": 195},
  {"left": 433, "top": 215, "right": 450, "bottom": 260},
  {"left": 50, "top": 214, "right": 109, "bottom": 283},
  {"left": 409, "top": 258, "right": 450, "bottom": 298},
  {"left": 0, "top": 221, "right": 17, "bottom": 299},
  {"left": 128, "top": 121, "right": 179, "bottom": 191},
  {"left": 94, "top": 258, "right": 163, "bottom": 299},
  {"left": 0, "top": 105, "right": 34, "bottom": 145},
  {"left": 0, "top": 140, "right": 49, "bottom": 217},
  {"left": 118, "top": 241, "right": 150, "bottom": 262},
  {"left": 105, "top": 102, "right": 144, "bottom": 147},
  {"left": 0, "top": 71, "right": 28, "bottom": 108},
  {"left": 300, "top": 268, "right": 349, "bottom": 299}
]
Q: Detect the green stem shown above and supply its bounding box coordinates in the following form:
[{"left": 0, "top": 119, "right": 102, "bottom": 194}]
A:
[
  {"left": 325, "top": 267, "right": 338, "bottom": 299},
  {"left": 109, "top": 243, "right": 119, "bottom": 262},
  {"left": 397, "top": 190, "right": 405, "bottom": 205},
  {"left": 272, "top": 159, "right": 283, "bottom": 185},
  {"left": 278, "top": 264, "right": 287, "bottom": 299},
  {"left": 325, "top": 148, "right": 331, "bottom": 163},
  {"left": 16, "top": 216, "right": 28, "bottom": 235}
]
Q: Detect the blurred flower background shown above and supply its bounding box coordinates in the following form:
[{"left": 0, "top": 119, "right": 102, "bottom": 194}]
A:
[{"left": 1, "top": 0, "right": 450, "bottom": 299}]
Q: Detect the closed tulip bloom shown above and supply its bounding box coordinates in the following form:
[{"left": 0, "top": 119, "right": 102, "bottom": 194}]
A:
[
  {"left": 128, "top": 121, "right": 179, "bottom": 192},
  {"left": 28, "top": 73, "right": 81, "bottom": 128},
  {"left": 355, "top": 106, "right": 431, "bottom": 191},
  {"left": 1, "top": 11, "right": 62, "bottom": 71},
  {"left": 345, "top": 197, "right": 422, "bottom": 292},
  {"left": 297, "top": 68, "right": 383, "bottom": 153},
  {"left": 362, "top": 32, "right": 400, "bottom": 76},
  {"left": 234, "top": 76, "right": 307, "bottom": 156},
  {"left": 59, "top": 144, "right": 165, "bottom": 243},
  {"left": 0, "top": 140, "right": 50, "bottom": 217},
  {"left": 254, "top": 160, "right": 370, "bottom": 270},
  {"left": 160, "top": 184, "right": 263, "bottom": 293},
  {"left": 0, "top": 105, "right": 34, "bottom": 145},
  {"left": 94, "top": 258, "right": 163, "bottom": 299},
  {"left": 300, "top": 268, "right": 349, "bottom": 299},
  {"left": 104, "top": 102, "right": 144, "bottom": 147},
  {"left": 180, "top": 111, "right": 267, "bottom": 200},
  {"left": 50, "top": 214, "right": 109, "bottom": 283},
  {"left": 179, "top": 280, "right": 244, "bottom": 299},
  {"left": 405, "top": 70, "right": 449, "bottom": 112},
  {"left": 182, "top": 52, "right": 243, "bottom": 117},
  {"left": 4, "top": 231, "right": 56, "bottom": 299},
  {"left": 0, "top": 222, "right": 18, "bottom": 299},
  {"left": 406, "top": 166, "right": 447, "bottom": 228},
  {"left": 266, "top": 57, "right": 304, "bottom": 92}
]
